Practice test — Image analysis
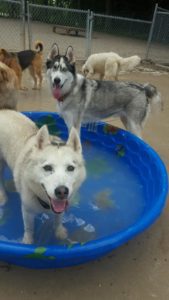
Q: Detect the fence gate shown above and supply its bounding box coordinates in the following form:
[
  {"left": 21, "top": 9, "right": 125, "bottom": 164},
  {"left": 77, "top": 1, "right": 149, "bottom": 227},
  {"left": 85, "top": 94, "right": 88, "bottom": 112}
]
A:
[
  {"left": 146, "top": 4, "right": 169, "bottom": 63},
  {"left": 27, "top": 3, "right": 90, "bottom": 60},
  {"left": 0, "top": 0, "right": 24, "bottom": 51}
]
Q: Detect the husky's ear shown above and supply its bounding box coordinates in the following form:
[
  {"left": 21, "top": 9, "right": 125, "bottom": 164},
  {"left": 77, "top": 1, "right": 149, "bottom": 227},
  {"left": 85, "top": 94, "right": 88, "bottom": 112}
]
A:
[
  {"left": 67, "top": 127, "right": 82, "bottom": 153},
  {"left": 65, "top": 46, "right": 75, "bottom": 64},
  {"left": 48, "top": 43, "right": 59, "bottom": 60},
  {"left": 35, "top": 125, "right": 50, "bottom": 150}
]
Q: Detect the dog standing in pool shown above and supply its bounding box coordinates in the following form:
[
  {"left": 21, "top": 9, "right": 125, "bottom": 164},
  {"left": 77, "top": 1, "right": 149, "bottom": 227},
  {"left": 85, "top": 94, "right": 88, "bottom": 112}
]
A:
[
  {"left": 0, "top": 63, "right": 86, "bottom": 244},
  {"left": 0, "top": 112, "right": 86, "bottom": 244},
  {"left": 46, "top": 44, "right": 162, "bottom": 138}
]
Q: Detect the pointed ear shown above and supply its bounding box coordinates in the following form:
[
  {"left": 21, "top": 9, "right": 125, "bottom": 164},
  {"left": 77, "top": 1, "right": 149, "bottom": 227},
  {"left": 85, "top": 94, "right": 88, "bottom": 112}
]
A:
[
  {"left": 48, "top": 43, "right": 59, "bottom": 60},
  {"left": 0, "top": 49, "right": 9, "bottom": 58},
  {"left": 35, "top": 125, "right": 50, "bottom": 150},
  {"left": 67, "top": 127, "right": 82, "bottom": 153},
  {"left": 1, "top": 49, "right": 8, "bottom": 55},
  {"left": 65, "top": 46, "right": 75, "bottom": 63}
]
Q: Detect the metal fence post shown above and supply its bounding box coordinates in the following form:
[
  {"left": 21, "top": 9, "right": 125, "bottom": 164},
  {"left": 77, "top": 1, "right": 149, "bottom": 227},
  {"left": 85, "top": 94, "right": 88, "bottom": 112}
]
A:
[
  {"left": 86, "top": 11, "right": 93, "bottom": 58},
  {"left": 85, "top": 9, "right": 90, "bottom": 58},
  {"left": 21, "top": 0, "right": 26, "bottom": 49},
  {"left": 27, "top": 1, "right": 32, "bottom": 49},
  {"left": 87, "top": 11, "right": 93, "bottom": 58},
  {"left": 145, "top": 3, "right": 158, "bottom": 59}
]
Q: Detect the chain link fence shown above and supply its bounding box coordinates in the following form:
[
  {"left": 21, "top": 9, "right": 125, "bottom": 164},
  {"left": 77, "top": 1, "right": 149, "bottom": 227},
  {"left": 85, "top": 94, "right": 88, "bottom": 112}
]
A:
[
  {"left": 0, "top": 0, "right": 24, "bottom": 51},
  {"left": 146, "top": 4, "right": 169, "bottom": 63},
  {"left": 27, "top": 3, "right": 90, "bottom": 60},
  {"left": 92, "top": 13, "right": 151, "bottom": 39},
  {"left": 90, "top": 13, "right": 151, "bottom": 57},
  {"left": 0, "top": 1, "right": 169, "bottom": 63}
]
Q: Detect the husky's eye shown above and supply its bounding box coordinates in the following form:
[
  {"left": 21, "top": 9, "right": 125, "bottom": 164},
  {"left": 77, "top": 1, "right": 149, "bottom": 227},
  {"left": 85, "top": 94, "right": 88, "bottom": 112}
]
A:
[
  {"left": 53, "top": 65, "right": 58, "bottom": 71},
  {"left": 46, "top": 59, "right": 53, "bottom": 69},
  {"left": 67, "top": 165, "right": 75, "bottom": 172},
  {"left": 43, "top": 165, "right": 53, "bottom": 172}
]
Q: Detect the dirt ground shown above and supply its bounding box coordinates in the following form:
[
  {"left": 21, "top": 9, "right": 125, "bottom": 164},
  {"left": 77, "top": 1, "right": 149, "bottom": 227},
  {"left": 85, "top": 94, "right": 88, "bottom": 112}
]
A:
[{"left": 0, "top": 66, "right": 169, "bottom": 300}]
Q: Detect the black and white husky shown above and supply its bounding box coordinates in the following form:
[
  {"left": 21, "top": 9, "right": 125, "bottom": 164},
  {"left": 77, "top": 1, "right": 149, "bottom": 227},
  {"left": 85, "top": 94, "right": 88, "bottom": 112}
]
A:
[{"left": 46, "top": 44, "right": 162, "bottom": 138}]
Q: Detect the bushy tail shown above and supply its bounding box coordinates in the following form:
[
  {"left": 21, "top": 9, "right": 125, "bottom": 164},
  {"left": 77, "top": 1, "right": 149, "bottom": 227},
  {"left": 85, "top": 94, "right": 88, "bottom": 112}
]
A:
[
  {"left": 34, "top": 41, "right": 43, "bottom": 53},
  {"left": 144, "top": 83, "right": 163, "bottom": 112}
]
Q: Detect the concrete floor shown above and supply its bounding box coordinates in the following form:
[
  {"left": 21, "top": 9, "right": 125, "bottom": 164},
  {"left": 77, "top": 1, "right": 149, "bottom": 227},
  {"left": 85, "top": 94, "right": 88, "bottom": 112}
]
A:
[{"left": 0, "top": 69, "right": 169, "bottom": 300}]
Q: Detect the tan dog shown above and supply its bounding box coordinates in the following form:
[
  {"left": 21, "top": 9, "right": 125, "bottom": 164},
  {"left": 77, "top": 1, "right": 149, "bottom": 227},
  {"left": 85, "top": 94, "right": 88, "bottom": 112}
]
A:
[
  {"left": 0, "top": 61, "right": 17, "bottom": 109},
  {"left": 0, "top": 41, "right": 43, "bottom": 90},
  {"left": 82, "top": 52, "right": 141, "bottom": 80}
]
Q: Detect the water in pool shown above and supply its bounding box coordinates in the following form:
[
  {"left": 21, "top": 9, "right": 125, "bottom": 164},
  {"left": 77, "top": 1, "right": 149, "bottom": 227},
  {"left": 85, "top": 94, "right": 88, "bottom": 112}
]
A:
[{"left": 0, "top": 137, "right": 146, "bottom": 246}]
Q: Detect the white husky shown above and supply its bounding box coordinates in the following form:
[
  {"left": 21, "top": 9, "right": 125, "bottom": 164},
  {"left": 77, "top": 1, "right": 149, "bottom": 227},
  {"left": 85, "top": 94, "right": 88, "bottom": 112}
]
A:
[
  {"left": 0, "top": 110, "right": 86, "bottom": 244},
  {"left": 82, "top": 52, "right": 141, "bottom": 80}
]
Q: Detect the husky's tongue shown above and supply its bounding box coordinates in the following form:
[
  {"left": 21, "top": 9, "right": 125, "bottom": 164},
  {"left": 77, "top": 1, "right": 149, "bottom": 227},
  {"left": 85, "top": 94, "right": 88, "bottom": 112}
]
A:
[
  {"left": 51, "top": 199, "right": 68, "bottom": 213},
  {"left": 52, "top": 86, "right": 62, "bottom": 101}
]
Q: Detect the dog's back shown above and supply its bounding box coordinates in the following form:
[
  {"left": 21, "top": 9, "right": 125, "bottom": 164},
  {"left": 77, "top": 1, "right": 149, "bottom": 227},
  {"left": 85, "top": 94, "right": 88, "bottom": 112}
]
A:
[
  {"left": 17, "top": 50, "right": 36, "bottom": 70},
  {"left": 0, "top": 110, "right": 37, "bottom": 170},
  {"left": 17, "top": 41, "right": 43, "bottom": 70},
  {"left": 82, "top": 52, "right": 141, "bottom": 80},
  {"left": 82, "top": 52, "right": 120, "bottom": 77}
]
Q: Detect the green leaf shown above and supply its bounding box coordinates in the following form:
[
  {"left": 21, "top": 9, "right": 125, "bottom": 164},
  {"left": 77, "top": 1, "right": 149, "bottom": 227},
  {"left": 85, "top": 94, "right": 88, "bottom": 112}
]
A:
[{"left": 34, "top": 247, "right": 47, "bottom": 255}]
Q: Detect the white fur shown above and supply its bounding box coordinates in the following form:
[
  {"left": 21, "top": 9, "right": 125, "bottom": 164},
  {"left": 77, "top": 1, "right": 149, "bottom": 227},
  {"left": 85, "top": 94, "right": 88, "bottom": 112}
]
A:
[
  {"left": 0, "top": 110, "right": 86, "bottom": 244},
  {"left": 82, "top": 52, "right": 141, "bottom": 80}
]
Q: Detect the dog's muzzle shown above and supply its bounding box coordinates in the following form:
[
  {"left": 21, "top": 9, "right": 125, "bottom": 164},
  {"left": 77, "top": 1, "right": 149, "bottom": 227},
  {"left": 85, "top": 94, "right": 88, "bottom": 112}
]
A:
[
  {"left": 41, "top": 184, "right": 69, "bottom": 214},
  {"left": 52, "top": 78, "right": 62, "bottom": 101},
  {"left": 52, "top": 78, "right": 68, "bottom": 101},
  {"left": 50, "top": 186, "right": 69, "bottom": 213}
]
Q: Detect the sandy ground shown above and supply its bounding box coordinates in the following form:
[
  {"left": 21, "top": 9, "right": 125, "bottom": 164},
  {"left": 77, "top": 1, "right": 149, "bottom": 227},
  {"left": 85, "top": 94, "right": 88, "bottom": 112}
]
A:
[{"left": 0, "top": 66, "right": 168, "bottom": 300}]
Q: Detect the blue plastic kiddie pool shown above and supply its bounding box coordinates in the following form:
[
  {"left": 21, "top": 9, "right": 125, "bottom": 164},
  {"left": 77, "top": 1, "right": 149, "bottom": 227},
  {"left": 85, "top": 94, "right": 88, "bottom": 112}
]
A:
[{"left": 0, "top": 112, "right": 167, "bottom": 269}]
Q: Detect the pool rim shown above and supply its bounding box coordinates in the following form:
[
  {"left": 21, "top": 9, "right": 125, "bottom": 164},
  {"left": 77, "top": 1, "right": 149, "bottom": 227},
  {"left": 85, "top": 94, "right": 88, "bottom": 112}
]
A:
[{"left": 0, "top": 111, "right": 168, "bottom": 260}]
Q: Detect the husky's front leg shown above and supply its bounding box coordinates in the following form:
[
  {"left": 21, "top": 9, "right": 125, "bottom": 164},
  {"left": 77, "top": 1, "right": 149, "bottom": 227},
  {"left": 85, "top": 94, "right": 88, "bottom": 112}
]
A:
[
  {"left": 0, "top": 159, "right": 7, "bottom": 205},
  {"left": 22, "top": 205, "right": 35, "bottom": 244},
  {"left": 63, "top": 111, "right": 82, "bottom": 134},
  {"left": 55, "top": 214, "right": 68, "bottom": 240}
]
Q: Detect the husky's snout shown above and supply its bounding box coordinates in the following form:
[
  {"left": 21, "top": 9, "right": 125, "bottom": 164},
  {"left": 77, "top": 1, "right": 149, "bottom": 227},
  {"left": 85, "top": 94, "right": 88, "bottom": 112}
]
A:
[
  {"left": 52, "top": 77, "right": 62, "bottom": 100},
  {"left": 53, "top": 77, "right": 61, "bottom": 87},
  {"left": 55, "top": 185, "right": 69, "bottom": 199}
]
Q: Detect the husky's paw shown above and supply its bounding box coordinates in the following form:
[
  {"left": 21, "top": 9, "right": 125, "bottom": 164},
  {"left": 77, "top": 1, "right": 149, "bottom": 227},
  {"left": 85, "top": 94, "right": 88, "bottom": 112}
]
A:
[
  {"left": 22, "top": 232, "right": 33, "bottom": 244},
  {"left": 55, "top": 224, "right": 68, "bottom": 240},
  {"left": 0, "top": 190, "right": 7, "bottom": 206}
]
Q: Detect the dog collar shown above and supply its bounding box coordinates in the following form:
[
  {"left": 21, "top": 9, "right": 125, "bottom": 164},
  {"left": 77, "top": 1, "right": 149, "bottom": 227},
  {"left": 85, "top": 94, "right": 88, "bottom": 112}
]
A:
[
  {"left": 57, "top": 89, "right": 73, "bottom": 103},
  {"left": 57, "top": 96, "right": 64, "bottom": 102},
  {"left": 57, "top": 93, "right": 68, "bottom": 102},
  {"left": 37, "top": 197, "right": 50, "bottom": 209}
]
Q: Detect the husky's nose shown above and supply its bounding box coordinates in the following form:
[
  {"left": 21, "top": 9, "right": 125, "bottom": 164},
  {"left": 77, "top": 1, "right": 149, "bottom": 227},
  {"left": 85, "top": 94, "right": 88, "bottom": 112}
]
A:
[
  {"left": 54, "top": 77, "right": 61, "bottom": 86},
  {"left": 55, "top": 186, "right": 69, "bottom": 199}
]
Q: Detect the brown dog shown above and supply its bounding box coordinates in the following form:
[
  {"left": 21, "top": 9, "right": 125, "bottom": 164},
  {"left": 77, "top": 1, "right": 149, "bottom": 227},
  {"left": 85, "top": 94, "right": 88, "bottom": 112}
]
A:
[
  {"left": 0, "top": 41, "right": 43, "bottom": 90},
  {"left": 0, "top": 61, "right": 17, "bottom": 109}
]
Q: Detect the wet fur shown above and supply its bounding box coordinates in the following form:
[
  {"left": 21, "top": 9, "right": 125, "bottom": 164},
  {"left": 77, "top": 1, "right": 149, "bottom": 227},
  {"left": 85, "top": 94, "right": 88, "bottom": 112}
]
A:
[{"left": 0, "top": 110, "right": 86, "bottom": 244}]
